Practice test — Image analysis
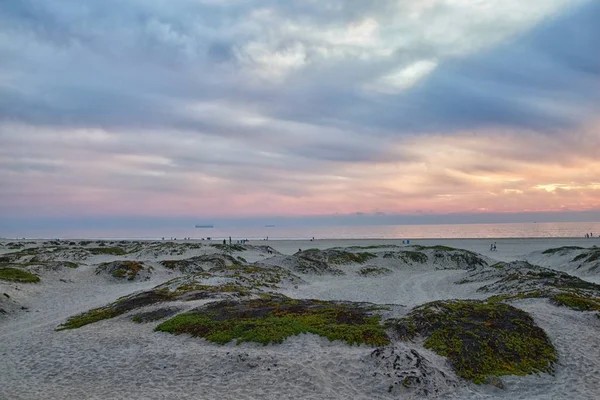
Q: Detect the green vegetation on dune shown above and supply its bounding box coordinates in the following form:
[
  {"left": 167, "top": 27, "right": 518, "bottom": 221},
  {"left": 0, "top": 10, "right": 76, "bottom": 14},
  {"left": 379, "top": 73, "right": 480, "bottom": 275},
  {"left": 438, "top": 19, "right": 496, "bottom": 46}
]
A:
[
  {"left": 57, "top": 289, "right": 174, "bottom": 330},
  {"left": 63, "top": 261, "right": 79, "bottom": 268},
  {"left": 551, "top": 293, "right": 600, "bottom": 311},
  {"left": 401, "top": 251, "right": 428, "bottom": 263},
  {"left": 96, "top": 260, "right": 149, "bottom": 280},
  {"left": 171, "top": 282, "right": 253, "bottom": 298},
  {"left": 503, "top": 269, "right": 599, "bottom": 292},
  {"left": 0, "top": 267, "right": 40, "bottom": 283},
  {"left": 357, "top": 266, "right": 393, "bottom": 276},
  {"left": 572, "top": 249, "right": 600, "bottom": 263},
  {"left": 89, "top": 247, "right": 128, "bottom": 256},
  {"left": 156, "top": 297, "right": 389, "bottom": 346},
  {"left": 413, "top": 245, "right": 457, "bottom": 251},
  {"left": 57, "top": 264, "right": 284, "bottom": 331},
  {"left": 388, "top": 300, "right": 556, "bottom": 384},
  {"left": 541, "top": 246, "right": 584, "bottom": 255},
  {"left": 328, "top": 251, "right": 377, "bottom": 264},
  {"left": 476, "top": 262, "right": 600, "bottom": 315},
  {"left": 56, "top": 307, "right": 120, "bottom": 330},
  {"left": 346, "top": 245, "right": 398, "bottom": 249},
  {"left": 486, "top": 291, "right": 544, "bottom": 303}
]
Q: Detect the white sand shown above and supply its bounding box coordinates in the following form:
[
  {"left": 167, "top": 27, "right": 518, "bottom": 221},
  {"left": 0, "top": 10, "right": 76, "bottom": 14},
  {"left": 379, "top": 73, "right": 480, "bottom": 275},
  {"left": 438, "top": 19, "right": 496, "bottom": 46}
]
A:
[{"left": 0, "top": 238, "right": 599, "bottom": 399}]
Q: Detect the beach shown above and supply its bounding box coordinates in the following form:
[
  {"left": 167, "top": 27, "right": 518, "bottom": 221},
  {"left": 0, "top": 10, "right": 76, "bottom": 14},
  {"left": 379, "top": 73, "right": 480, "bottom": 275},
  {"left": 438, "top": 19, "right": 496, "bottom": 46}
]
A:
[{"left": 1, "top": 238, "right": 599, "bottom": 399}]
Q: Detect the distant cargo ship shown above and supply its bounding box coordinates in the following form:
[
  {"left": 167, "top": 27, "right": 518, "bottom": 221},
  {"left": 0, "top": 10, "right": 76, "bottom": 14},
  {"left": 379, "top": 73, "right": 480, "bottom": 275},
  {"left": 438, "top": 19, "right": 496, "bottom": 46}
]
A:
[{"left": 195, "top": 224, "right": 214, "bottom": 228}]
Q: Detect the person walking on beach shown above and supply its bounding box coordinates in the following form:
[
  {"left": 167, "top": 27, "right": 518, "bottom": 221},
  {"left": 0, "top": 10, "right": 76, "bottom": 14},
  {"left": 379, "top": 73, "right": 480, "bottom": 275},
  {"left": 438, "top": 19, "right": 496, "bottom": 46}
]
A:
[
  {"left": 490, "top": 243, "right": 494, "bottom": 251},
  {"left": 493, "top": 242, "right": 497, "bottom": 251}
]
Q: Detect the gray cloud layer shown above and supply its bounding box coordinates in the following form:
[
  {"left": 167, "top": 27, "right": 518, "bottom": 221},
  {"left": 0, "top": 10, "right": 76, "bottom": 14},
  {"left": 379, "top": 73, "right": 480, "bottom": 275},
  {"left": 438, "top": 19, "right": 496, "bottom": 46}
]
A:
[{"left": 2, "top": 0, "right": 598, "bottom": 136}]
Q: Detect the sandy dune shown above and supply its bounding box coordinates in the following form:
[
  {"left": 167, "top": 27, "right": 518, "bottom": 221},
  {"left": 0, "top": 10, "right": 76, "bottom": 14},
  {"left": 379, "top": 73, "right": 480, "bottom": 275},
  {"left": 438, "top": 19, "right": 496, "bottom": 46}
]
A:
[{"left": 1, "top": 238, "right": 599, "bottom": 399}]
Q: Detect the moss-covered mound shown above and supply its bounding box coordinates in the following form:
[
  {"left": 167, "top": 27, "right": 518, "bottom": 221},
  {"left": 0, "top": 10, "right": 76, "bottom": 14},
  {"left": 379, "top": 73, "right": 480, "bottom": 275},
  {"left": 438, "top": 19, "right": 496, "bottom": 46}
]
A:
[
  {"left": 462, "top": 261, "right": 600, "bottom": 300},
  {"left": 209, "top": 263, "right": 303, "bottom": 288},
  {"left": 89, "top": 246, "right": 128, "bottom": 256},
  {"left": 358, "top": 266, "right": 393, "bottom": 277},
  {"left": 382, "top": 247, "right": 488, "bottom": 271},
  {"left": 430, "top": 249, "right": 488, "bottom": 270},
  {"left": 388, "top": 300, "right": 556, "bottom": 383},
  {"left": 572, "top": 248, "right": 600, "bottom": 263},
  {"left": 382, "top": 250, "right": 428, "bottom": 264},
  {"left": 156, "top": 296, "right": 389, "bottom": 346},
  {"left": 0, "top": 267, "right": 40, "bottom": 283},
  {"left": 161, "top": 254, "right": 239, "bottom": 272},
  {"left": 531, "top": 246, "right": 600, "bottom": 276},
  {"left": 270, "top": 249, "right": 377, "bottom": 276},
  {"left": 160, "top": 259, "right": 205, "bottom": 273},
  {"left": 480, "top": 266, "right": 600, "bottom": 294},
  {"left": 328, "top": 251, "right": 377, "bottom": 264},
  {"left": 95, "top": 261, "right": 152, "bottom": 281},
  {"left": 571, "top": 248, "right": 600, "bottom": 273}
]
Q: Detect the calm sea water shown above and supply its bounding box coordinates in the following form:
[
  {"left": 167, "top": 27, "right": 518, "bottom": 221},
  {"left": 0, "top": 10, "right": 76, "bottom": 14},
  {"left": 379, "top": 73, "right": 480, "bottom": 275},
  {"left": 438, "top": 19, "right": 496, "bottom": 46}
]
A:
[{"left": 5, "top": 221, "right": 600, "bottom": 240}]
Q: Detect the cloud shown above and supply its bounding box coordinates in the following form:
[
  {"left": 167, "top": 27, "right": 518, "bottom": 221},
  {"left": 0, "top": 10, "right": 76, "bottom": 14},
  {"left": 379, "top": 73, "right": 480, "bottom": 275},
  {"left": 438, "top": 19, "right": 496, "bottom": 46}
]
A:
[{"left": 0, "top": 0, "right": 599, "bottom": 223}]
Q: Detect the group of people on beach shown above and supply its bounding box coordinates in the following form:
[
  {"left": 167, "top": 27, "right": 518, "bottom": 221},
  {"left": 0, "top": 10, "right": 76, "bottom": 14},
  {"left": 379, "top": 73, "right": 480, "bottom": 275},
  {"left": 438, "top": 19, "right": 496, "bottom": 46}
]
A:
[
  {"left": 585, "top": 233, "right": 594, "bottom": 238},
  {"left": 490, "top": 242, "right": 498, "bottom": 251}
]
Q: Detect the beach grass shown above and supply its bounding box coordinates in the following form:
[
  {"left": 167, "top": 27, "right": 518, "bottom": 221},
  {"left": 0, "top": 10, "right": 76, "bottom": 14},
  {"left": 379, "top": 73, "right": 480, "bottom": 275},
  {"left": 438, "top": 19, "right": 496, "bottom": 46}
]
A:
[
  {"left": 0, "top": 267, "right": 40, "bottom": 283},
  {"left": 156, "top": 297, "right": 389, "bottom": 346},
  {"left": 358, "top": 266, "right": 393, "bottom": 276},
  {"left": 551, "top": 293, "right": 600, "bottom": 311},
  {"left": 89, "top": 247, "right": 128, "bottom": 256}
]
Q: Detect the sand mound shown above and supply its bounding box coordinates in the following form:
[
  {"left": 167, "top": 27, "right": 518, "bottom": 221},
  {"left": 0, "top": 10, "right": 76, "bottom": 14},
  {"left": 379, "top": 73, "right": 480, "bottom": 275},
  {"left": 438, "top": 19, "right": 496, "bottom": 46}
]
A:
[
  {"left": 160, "top": 254, "right": 240, "bottom": 273},
  {"left": 525, "top": 246, "right": 600, "bottom": 278},
  {"left": 0, "top": 291, "right": 24, "bottom": 317},
  {"left": 455, "top": 261, "right": 600, "bottom": 318},
  {"left": 95, "top": 261, "right": 153, "bottom": 281},
  {"left": 463, "top": 261, "right": 600, "bottom": 296},
  {"left": 369, "top": 344, "right": 459, "bottom": 397},
  {"left": 376, "top": 246, "right": 490, "bottom": 271},
  {"left": 58, "top": 263, "right": 305, "bottom": 330},
  {"left": 263, "top": 249, "right": 377, "bottom": 275}
]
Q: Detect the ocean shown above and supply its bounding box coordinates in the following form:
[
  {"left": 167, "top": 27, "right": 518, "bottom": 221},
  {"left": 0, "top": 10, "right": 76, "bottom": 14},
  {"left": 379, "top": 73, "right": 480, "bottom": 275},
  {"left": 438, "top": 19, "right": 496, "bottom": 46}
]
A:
[{"left": 4, "top": 221, "right": 600, "bottom": 240}]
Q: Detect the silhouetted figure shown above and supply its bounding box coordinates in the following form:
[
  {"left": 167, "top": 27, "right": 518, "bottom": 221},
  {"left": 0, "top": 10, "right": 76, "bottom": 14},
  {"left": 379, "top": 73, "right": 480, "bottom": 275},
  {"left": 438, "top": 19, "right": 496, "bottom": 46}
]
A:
[{"left": 223, "top": 239, "right": 226, "bottom": 245}]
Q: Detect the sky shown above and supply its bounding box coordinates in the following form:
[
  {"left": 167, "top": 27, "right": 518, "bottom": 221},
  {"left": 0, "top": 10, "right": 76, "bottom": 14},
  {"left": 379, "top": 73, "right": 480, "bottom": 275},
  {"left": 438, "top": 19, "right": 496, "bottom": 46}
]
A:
[{"left": 1, "top": 0, "right": 600, "bottom": 230}]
